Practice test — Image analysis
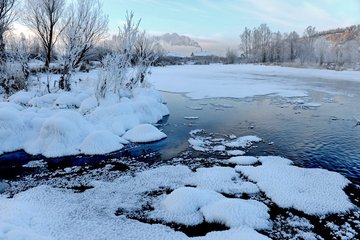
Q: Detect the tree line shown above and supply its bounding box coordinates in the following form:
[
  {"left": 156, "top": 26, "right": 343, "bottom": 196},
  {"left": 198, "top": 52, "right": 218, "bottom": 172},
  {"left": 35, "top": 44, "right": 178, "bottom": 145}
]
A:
[{"left": 239, "top": 24, "right": 360, "bottom": 69}]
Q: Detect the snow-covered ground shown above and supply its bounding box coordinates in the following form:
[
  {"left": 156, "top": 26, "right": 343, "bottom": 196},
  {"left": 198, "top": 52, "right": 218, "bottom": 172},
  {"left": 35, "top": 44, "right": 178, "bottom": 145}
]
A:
[
  {"left": 0, "top": 70, "right": 169, "bottom": 157},
  {"left": 0, "top": 155, "right": 355, "bottom": 239},
  {"left": 149, "top": 64, "right": 360, "bottom": 99}
]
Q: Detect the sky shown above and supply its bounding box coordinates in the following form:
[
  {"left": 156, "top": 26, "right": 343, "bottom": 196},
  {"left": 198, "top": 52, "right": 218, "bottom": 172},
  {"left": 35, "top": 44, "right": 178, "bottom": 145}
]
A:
[{"left": 102, "top": 0, "right": 360, "bottom": 55}]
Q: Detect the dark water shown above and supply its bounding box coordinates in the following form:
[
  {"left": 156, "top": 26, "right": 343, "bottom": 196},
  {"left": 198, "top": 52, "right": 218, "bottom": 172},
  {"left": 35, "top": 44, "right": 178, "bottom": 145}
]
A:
[
  {"left": 156, "top": 84, "right": 360, "bottom": 184},
  {"left": 1, "top": 76, "right": 360, "bottom": 185}
]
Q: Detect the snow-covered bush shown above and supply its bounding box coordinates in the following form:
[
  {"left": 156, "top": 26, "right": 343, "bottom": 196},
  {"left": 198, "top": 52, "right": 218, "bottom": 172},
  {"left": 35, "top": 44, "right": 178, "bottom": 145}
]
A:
[{"left": 96, "top": 11, "right": 160, "bottom": 101}]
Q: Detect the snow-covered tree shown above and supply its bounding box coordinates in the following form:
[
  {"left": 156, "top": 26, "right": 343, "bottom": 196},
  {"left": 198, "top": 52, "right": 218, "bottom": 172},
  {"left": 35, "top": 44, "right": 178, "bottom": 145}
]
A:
[
  {"left": 60, "top": 0, "right": 108, "bottom": 90},
  {"left": 132, "top": 31, "right": 161, "bottom": 87},
  {"left": 0, "top": 33, "right": 31, "bottom": 96},
  {"left": 96, "top": 11, "right": 140, "bottom": 100},
  {"left": 240, "top": 27, "right": 251, "bottom": 59},
  {"left": 0, "top": 0, "right": 16, "bottom": 63},
  {"left": 225, "top": 48, "right": 237, "bottom": 64},
  {"left": 22, "top": 0, "right": 66, "bottom": 68}
]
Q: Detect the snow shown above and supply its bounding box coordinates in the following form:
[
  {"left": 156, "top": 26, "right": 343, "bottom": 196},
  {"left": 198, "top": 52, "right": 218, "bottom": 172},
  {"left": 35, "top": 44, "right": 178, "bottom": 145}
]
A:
[
  {"left": 194, "top": 227, "right": 271, "bottom": 240},
  {"left": 0, "top": 71, "right": 169, "bottom": 157},
  {"left": 25, "top": 111, "right": 92, "bottom": 157},
  {"left": 226, "top": 150, "right": 246, "bottom": 156},
  {"left": 149, "top": 64, "right": 360, "bottom": 100},
  {"left": 78, "top": 130, "right": 126, "bottom": 155},
  {"left": 152, "top": 187, "right": 224, "bottom": 226},
  {"left": 225, "top": 136, "right": 262, "bottom": 148},
  {"left": 185, "top": 166, "right": 259, "bottom": 195},
  {"left": 188, "top": 129, "right": 261, "bottom": 155},
  {"left": 227, "top": 156, "right": 259, "bottom": 165},
  {"left": 122, "top": 124, "right": 167, "bottom": 143},
  {"left": 201, "top": 198, "right": 270, "bottom": 229},
  {"left": 236, "top": 156, "right": 354, "bottom": 215}
]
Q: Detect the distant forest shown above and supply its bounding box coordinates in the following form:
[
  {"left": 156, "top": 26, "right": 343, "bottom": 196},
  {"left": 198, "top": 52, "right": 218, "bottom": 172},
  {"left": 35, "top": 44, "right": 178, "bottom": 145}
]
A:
[{"left": 238, "top": 24, "right": 360, "bottom": 70}]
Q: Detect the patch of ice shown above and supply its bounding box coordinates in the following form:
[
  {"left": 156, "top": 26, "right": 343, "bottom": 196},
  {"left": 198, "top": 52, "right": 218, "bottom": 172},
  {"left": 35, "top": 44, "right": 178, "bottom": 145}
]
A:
[
  {"left": 122, "top": 124, "right": 166, "bottom": 143},
  {"left": 226, "top": 150, "right": 245, "bottom": 156},
  {"left": 22, "top": 160, "right": 47, "bottom": 168},
  {"left": 227, "top": 156, "right": 258, "bottom": 165},
  {"left": 303, "top": 102, "right": 321, "bottom": 108},
  {"left": 225, "top": 136, "right": 262, "bottom": 148},
  {"left": 236, "top": 156, "right": 353, "bottom": 215},
  {"left": 188, "top": 106, "right": 203, "bottom": 110},
  {"left": 184, "top": 116, "right": 199, "bottom": 120},
  {"left": 200, "top": 198, "right": 270, "bottom": 229},
  {"left": 213, "top": 145, "right": 225, "bottom": 151}
]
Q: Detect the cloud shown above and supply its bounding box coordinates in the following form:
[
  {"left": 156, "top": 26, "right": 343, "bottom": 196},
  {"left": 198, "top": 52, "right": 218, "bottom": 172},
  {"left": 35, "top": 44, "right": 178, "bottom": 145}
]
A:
[{"left": 155, "top": 33, "right": 201, "bottom": 48}]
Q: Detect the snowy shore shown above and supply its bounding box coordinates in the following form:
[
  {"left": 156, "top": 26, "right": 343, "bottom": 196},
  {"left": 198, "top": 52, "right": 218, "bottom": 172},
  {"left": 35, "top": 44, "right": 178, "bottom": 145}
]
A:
[{"left": 0, "top": 70, "right": 169, "bottom": 157}]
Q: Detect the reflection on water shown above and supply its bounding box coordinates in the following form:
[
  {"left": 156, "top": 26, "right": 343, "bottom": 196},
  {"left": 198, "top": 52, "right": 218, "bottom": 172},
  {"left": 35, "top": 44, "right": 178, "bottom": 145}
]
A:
[{"left": 158, "top": 87, "right": 360, "bottom": 184}]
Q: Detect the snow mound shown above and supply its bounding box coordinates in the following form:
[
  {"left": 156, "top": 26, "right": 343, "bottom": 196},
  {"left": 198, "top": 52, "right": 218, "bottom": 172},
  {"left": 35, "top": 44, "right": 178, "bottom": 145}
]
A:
[
  {"left": 79, "top": 130, "right": 127, "bottom": 155},
  {"left": 200, "top": 198, "right": 270, "bottom": 229},
  {"left": 28, "top": 93, "right": 60, "bottom": 107},
  {"left": 54, "top": 92, "right": 85, "bottom": 108},
  {"left": 8, "top": 90, "right": 37, "bottom": 105},
  {"left": 236, "top": 156, "right": 353, "bottom": 215},
  {"left": 185, "top": 166, "right": 258, "bottom": 195},
  {"left": 0, "top": 107, "right": 27, "bottom": 153},
  {"left": 150, "top": 187, "right": 223, "bottom": 226},
  {"left": 122, "top": 124, "right": 166, "bottom": 143},
  {"left": 79, "top": 96, "right": 98, "bottom": 114},
  {"left": 225, "top": 136, "right": 262, "bottom": 148},
  {"left": 227, "top": 156, "right": 258, "bottom": 165},
  {"left": 25, "top": 111, "right": 91, "bottom": 157}
]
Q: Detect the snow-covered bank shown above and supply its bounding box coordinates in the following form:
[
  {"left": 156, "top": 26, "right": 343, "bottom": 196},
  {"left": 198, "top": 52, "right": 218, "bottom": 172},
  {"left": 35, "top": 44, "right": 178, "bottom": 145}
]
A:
[
  {"left": 149, "top": 64, "right": 360, "bottom": 99},
  {"left": 0, "top": 70, "right": 169, "bottom": 157},
  {"left": 0, "top": 155, "right": 354, "bottom": 240}
]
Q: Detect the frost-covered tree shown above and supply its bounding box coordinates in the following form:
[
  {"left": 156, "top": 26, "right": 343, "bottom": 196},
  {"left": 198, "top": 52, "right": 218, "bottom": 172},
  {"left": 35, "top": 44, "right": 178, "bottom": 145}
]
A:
[
  {"left": 60, "top": 0, "right": 108, "bottom": 90},
  {"left": 0, "top": 33, "right": 31, "bottom": 96},
  {"left": 286, "top": 31, "right": 299, "bottom": 62},
  {"left": 96, "top": 11, "right": 140, "bottom": 100},
  {"left": 240, "top": 27, "right": 251, "bottom": 59},
  {"left": 299, "top": 26, "right": 316, "bottom": 64},
  {"left": 22, "top": 0, "right": 66, "bottom": 68},
  {"left": 132, "top": 31, "right": 161, "bottom": 87},
  {"left": 225, "top": 48, "right": 237, "bottom": 64},
  {"left": 0, "top": 0, "right": 16, "bottom": 63},
  {"left": 96, "top": 11, "right": 160, "bottom": 101}
]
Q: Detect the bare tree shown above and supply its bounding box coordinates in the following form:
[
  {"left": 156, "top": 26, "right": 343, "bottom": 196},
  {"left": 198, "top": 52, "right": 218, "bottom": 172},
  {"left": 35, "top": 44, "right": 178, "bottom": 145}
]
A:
[
  {"left": 22, "top": 0, "right": 66, "bottom": 68},
  {"left": 60, "top": 0, "right": 108, "bottom": 90},
  {"left": 0, "top": 0, "right": 16, "bottom": 63}
]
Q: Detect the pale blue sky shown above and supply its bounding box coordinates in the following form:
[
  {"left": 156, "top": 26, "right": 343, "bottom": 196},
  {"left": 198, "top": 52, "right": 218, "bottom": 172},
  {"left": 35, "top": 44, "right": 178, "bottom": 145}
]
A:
[
  {"left": 103, "top": 0, "right": 360, "bottom": 36},
  {"left": 102, "top": 0, "right": 360, "bottom": 54}
]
